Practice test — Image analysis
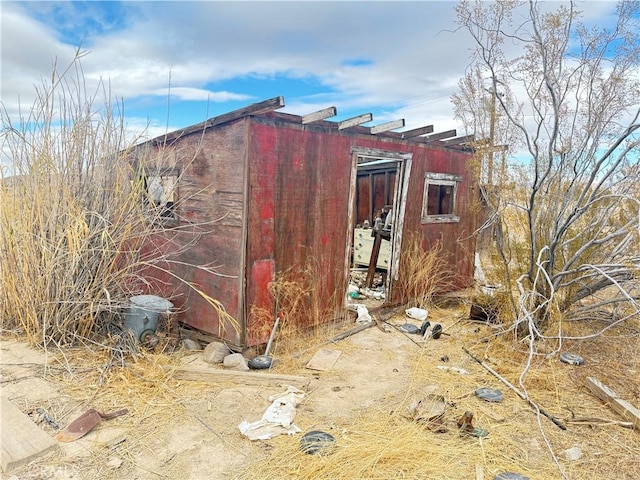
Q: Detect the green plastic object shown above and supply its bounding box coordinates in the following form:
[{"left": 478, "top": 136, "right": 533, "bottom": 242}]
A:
[{"left": 124, "top": 295, "right": 173, "bottom": 341}]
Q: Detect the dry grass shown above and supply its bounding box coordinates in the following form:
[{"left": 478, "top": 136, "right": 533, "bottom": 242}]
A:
[
  {"left": 247, "top": 261, "right": 351, "bottom": 358},
  {"left": 0, "top": 54, "right": 236, "bottom": 353},
  {"left": 4, "top": 303, "right": 638, "bottom": 480},
  {"left": 234, "top": 315, "right": 640, "bottom": 480},
  {"left": 396, "top": 233, "right": 456, "bottom": 309}
]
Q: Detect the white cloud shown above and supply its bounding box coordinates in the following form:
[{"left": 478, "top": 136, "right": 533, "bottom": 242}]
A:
[
  {"left": 2, "top": 2, "right": 470, "bottom": 124},
  {"left": 146, "top": 87, "right": 253, "bottom": 103},
  {"left": 1, "top": 0, "right": 629, "bottom": 146}
]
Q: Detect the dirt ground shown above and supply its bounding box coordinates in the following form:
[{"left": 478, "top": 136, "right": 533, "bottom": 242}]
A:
[{"left": 1, "top": 306, "right": 638, "bottom": 480}]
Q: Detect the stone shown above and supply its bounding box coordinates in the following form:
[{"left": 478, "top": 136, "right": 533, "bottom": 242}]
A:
[
  {"left": 223, "top": 353, "right": 249, "bottom": 371},
  {"left": 562, "top": 446, "right": 583, "bottom": 461},
  {"left": 203, "top": 341, "right": 230, "bottom": 364},
  {"left": 181, "top": 339, "right": 202, "bottom": 350},
  {"left": 106, "top": 457, "right": 123, "bottom": 469}
]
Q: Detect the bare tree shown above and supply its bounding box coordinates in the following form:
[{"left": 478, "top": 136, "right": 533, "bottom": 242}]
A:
[{"left": 455, "top": 0, "right": 640, "bottom": 333}]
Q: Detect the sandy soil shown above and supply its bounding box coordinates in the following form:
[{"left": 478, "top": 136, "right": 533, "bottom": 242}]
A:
[{"left": 1, "top": 309, "right": 638, "bottom": 480}]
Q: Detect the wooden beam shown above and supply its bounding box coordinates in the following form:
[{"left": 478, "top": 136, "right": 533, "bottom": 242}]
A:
[
  {"left": 400, "top": 125, "right": 434, "bottom": 138},
  {"left": 440, "top": 134, "right": 475, "bottom": 146},
  {"left": 169, "top": 366, "right": 310, "bottom": 387},
  {"left": 338, "top": 113, "right": 373, "bottom": 130},
  {"left": 419, "top": 129, "right": 457, "bottom": 143},
  {"left": 301, "top": 106, "right": 337, "bottom": 124},
  {"left": 371, "top": 119, "right": 405, "bottom": 134},
  {"left": 152, "top": 96, "right": 285, "bottom": 145},
  {"left": 1, "top": 396, "right": 59, "bottom": 472},
  {"left": 585, "top": 376, "right": 640, "bottom": 429}
]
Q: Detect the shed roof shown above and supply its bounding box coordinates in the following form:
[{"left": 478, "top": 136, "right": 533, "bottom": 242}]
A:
[{"left": 149, "top": 96, "right": 475, "bottom": 150}]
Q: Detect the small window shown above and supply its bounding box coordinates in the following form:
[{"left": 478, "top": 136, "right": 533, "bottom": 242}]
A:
[
  {"left": 143, "top": 171, "right": 178, "bottom": 221},
  {"left": 421, "top": 173, "right": 461, "bottom": 223}
]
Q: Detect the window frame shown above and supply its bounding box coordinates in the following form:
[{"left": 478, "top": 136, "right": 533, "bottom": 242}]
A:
[
  {"left": 141, "top": 167, "right": 179, "bottom": 224},
  {"left": 421, "top": 172, "right": 462, "bottom": 224}
]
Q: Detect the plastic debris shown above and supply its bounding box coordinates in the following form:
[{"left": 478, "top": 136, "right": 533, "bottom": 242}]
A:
[
  {"left": 238, "top": 386, "right": 305, "bottom": 441},
  {"left": 475, "top": 387, "right": 504, "bottom": 403},
  {"left": 355, "top": 305, "right": 373, "bottom": 324},
  {"left": 560, "top": 352, "right": 584, "bottom": 365},
  {"left": 562, "top": 446, "right": 583, "bottom": 461},
  {"left": 405, "top": 307, "right": 428, "bottom": 321},
  {"left": 300, "top": 430, "right": 335, "bottom": 454},
  {"left": 399, "top": 323, "right": 421, "bottom": 334},
  {"left": 494, "top": 473, "right": 530, "bottom": 480}
]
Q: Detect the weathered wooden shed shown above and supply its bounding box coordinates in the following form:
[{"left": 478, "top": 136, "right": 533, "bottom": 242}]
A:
[{"left": 130, "top": 97, "right": 478, "bottom": 349}]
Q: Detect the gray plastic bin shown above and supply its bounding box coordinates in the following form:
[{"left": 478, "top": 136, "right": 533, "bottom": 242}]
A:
[{"left": 124, "top": 295, "right": 173, "bottom": 342}]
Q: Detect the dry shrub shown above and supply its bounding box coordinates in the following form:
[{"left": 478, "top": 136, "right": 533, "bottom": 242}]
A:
[
  {"left": 396, "top": 233, "right": 455, "bottom": 309},
  {"left": 0, "top": 53, "right": 235, "bottom": 351},
  {"left": 247, "top": 260, "right": 350, "bottom": 356}
]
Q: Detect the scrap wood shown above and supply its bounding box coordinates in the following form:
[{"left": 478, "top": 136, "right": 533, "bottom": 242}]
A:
[
  {"left": 305, "top": 348, "right": 342, "bottom": 371},
  {"left": 1, "top": 396, "right": 59, "bottom": 472},
  {"left": 291, "top": 321, "right": 377, "bottom": 360},
  {"left": 478, "top": 404, "right": 506, "bottom": 423},
  {"left": 585, "top": 376, "right": 640, "bottom": 429},
  {"left": 462, "top": 347, "right": 567, "bottom": 430},
  {"left": 565, "top": 416, "right": 634, "bottom": 429},
  {"left": 169, "top": 366, "right": 309, "bottom": 387}
]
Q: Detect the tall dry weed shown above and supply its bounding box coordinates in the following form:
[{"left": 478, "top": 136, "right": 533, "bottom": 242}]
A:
[
  {"left": 0, "top": 53, "right": 235, "bottom": 351},
  {"left": 396, "top": 233, "right": 455, "bottom": 309},
  {"left": 247, "top": 260, "right": 349, "bottom": 353}
]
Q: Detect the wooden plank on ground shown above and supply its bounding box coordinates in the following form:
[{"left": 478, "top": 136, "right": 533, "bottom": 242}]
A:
[
  {"left": 169, "top": 366, "right": 309, "bottom": 387},
  {"left": 585, "top": 376, "right": 640, "bottom": 429},
  {"left": 305, "top": 349, "right": 342, "bottom": 371},
  {"left": 1, "top": 396, "right": 58, "bottom": 472}
]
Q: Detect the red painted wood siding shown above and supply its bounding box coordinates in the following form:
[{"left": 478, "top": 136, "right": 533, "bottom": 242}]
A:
[
  {"left": 245, "top": 117, "right": 477, "bottom": 344},
  {"left": 134, "top": 113, "right": 477, "bottom": 348},
  {"left": 134, "top": 122, "right": 248, "bottom": 346}
]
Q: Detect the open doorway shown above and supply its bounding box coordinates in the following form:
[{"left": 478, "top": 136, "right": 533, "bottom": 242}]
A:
[{"left": 347, "top": 148, "right": 412, "bottom": 308}]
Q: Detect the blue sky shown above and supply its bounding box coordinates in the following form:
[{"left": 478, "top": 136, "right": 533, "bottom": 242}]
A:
[{"left": 0, "top": 1, "right": 629, "bottom": 174}]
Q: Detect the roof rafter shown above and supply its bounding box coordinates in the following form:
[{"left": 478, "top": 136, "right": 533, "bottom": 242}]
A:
[
  {"left": 152, "top": 96, "right": 285, "bottom": 145},
  {"left": 301, "top": 106, "right": 337, "bottom": 124},
  {"left": 439, "top": 134, "right": 475, "bottom": 146},
  {"left": 400, "top": 125, "right": 434, "bottom": 139},
  {"left": 371, "top": 119, "right": 405, "bottom": 134},
  {"left": 338, "top": 113, "right": 373, "bottom": 130}
]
